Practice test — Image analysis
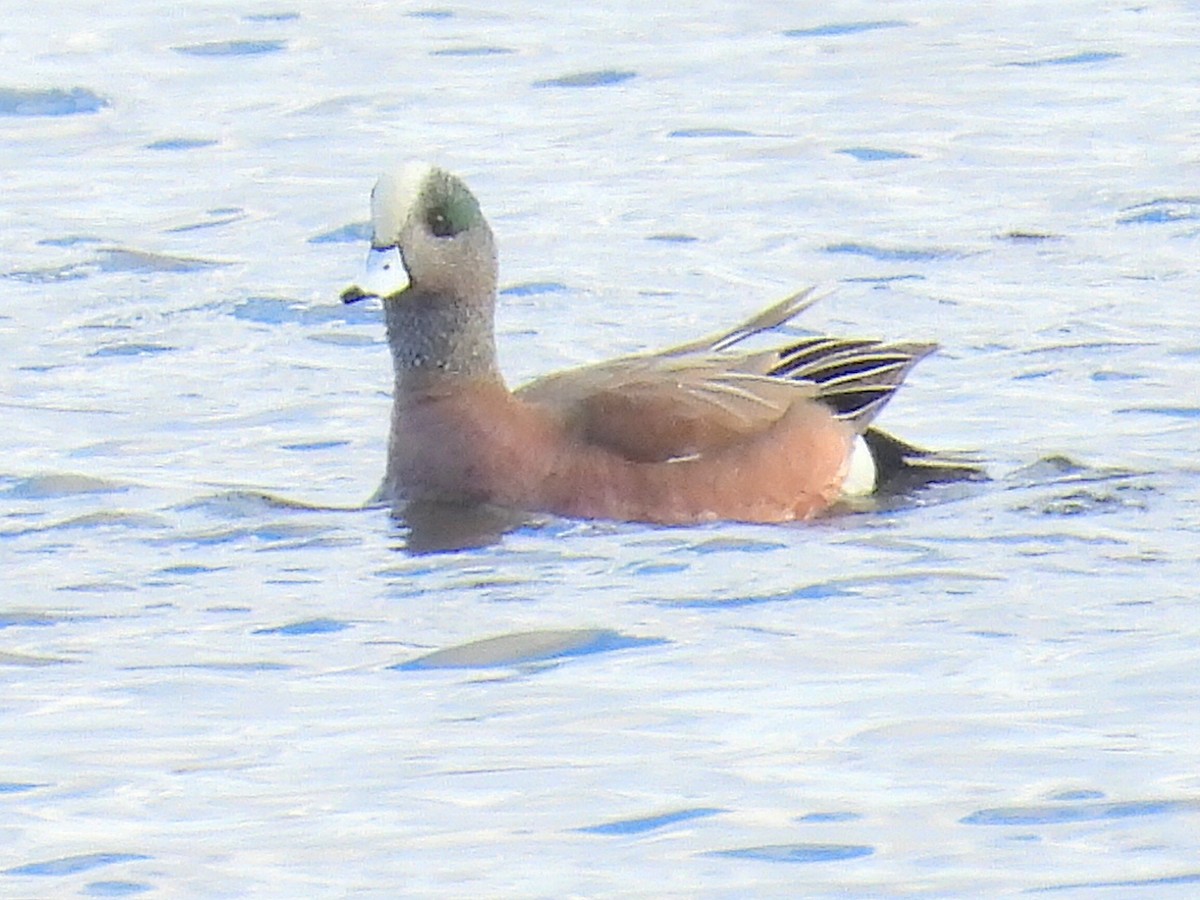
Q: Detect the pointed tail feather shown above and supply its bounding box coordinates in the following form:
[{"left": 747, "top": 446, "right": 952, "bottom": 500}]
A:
[
  {"left": 664, "top": 287, "right": 824, "bottom": 356},
  {"left": 863, "top": 428, "right": 988, "bottom": 493}
]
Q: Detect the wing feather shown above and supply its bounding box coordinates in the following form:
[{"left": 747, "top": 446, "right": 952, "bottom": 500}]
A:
[{"left": 516, "top": 290, "right": 934, "bottom": 462}]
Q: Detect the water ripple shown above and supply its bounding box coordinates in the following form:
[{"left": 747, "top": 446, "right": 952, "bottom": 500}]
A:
[
  {"left": 243, "top": 12, "right": 299, "bottom": 22},
  {"left": 796, "top": 811, "right": 862, "bottom": 823},
  {"left": 163, "top": 208, "right": 247, "bottom": 233},
  {"left": 705, "top": 843, "right": 874, "bottom": 863},
  {"left": 253, "top": 618, "right": 351, "bottom": 637},
  {"left": 394, "top": 628, "right": 666, "bottom": 670},
  {"left": 83, "top": 881, "right": 154, "bottom": 897},
  {"left": 145, "top": 138, "right": 218, "bottom": 151},
  {"left": 309, "top": 222, "right": 372, "bottom": 244},
  {"left": 6, "top": 248, "right": 228, "bottom": 283},
  {"left": 499, "top": 281, "right": 569, "bottom": 297},
  {"left": 0, "top": 86, "right": 108, "bottom": 116},
  {"left": 668, "top": 127, "right": 755, "bottom": 138},
  {"left": 534, "top": 70, "right": 637, "bottom": 88},
  {"left": 664, "top": 582, "right": 855, "bottom": 609},
  {"left": 579, "top": 807, "right": 724, "bottom": 835},
  {"left": 89, "top": 343, "right": 176, "bottom": 358},
  {"left": 783, "top": 21, "right": 907, "bottom": 38},
  {"left": 231, "top": 295, "right": 378, "bottom": 327},
  {"left": 0, "top": 781, "right": 44, "bottom": 793},
  {"left": 1029, "top": 871, "right": 1200, "bottom": 894},
  {"left": 1007, "top": 51, "right": 1122, "bottom": 68},
  {"left": 962, "top": 797, "right": 1198, "bottom": 826},
  {"left": 173, "top": 40, "right": 287, "bottom": 57},
  {"left": 824, "top": 242, "right": 961, "bottom": 262},
  {"left": 430, "top": 46, "right": 514, "bottom": 57},
  {"left": 837, "top": 147, "right": 917, "bottom": 161},
  {"left": 1118, "top": 197, "right": 1200, "bottom": 225},
  {"left": 1116, "top": 405, "right": 1200, "bottom": 419},
  {"left": 2, "top": 473, "right": 128, "bottom": 499},
  {"left": 0, "top": 611, "right": 66, "bottom": 629},
  {"left": 4, "top": 853, "right": 151, "bottom": 877},
  {"left": 1006, "top": 456, "right": 1157, "bottom": 517}
]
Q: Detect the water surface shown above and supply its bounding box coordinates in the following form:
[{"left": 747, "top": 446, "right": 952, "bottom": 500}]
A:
[{"left": 3, "top": 1, "right": 1199, "bottom": 895}]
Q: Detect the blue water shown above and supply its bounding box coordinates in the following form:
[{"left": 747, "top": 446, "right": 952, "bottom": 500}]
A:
[{"left": 3, "top": 1, "right": 1200, "bottom": 896}]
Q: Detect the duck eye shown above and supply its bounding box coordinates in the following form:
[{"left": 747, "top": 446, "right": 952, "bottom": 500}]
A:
[{"left": 427, "top": 208, "right": 457, "bottom": 238}]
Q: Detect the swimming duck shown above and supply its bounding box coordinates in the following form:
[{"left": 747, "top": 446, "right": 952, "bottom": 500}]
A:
[{"left": 342, "top": 163, "right": 975, "bottom": 524}]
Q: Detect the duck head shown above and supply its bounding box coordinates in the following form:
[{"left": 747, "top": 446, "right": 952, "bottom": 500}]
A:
[{"left": 341, "top": 163, "right": 496, "bottom": 305}]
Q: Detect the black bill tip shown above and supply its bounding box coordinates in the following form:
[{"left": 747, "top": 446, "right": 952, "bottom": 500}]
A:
[{"left": 341, "top": 285, "right": 374, "bottom": 305}]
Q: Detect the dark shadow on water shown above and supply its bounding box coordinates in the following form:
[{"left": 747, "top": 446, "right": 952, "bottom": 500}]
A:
[
  {"left": 183, "top": 466, "right": 990, "bottom": 555},
  {"left": 389, "top": 499, "right": 530, "bottom": 554},
  {"left": 388, "top": 450, "right": 990, "bottom": 552},
  {"left": 176, "top": 490, "right": 519, "bottom": 554}
]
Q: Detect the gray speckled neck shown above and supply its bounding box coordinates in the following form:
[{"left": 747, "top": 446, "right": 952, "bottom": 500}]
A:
[{"left": 385, "top": 290, "right": 503, "bottom": 387}]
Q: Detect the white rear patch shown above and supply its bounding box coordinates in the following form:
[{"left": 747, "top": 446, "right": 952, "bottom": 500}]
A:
[{"left": 841, "top": 435, "right": 877, "bottom": 497}]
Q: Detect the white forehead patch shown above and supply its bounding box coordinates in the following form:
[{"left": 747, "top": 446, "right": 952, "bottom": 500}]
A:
[{"left": 370, "top": 162, "right": 435, "bottom": 247}]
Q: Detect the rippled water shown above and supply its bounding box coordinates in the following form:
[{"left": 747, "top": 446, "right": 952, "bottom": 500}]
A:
[{"left": 4, "top": 1, "right": 1200, "bottom": 896}]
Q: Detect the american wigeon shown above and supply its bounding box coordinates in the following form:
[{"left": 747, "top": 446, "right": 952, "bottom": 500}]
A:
[{"left": 341, "top": 163, "right": 978, "bottom": 525}]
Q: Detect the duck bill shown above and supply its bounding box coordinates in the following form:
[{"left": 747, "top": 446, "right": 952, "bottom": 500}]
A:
[{"left": 340, "top": 244, "right": 409, "bottom": 304}]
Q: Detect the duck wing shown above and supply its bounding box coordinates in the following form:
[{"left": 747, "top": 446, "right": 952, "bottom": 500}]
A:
[{"left": 517, "top": 289, "right": 935, "bottom": 463}]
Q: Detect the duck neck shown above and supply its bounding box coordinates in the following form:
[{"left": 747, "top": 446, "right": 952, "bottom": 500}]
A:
[{"left": 384, "top": 291, "right": 504, "bottom": 393}]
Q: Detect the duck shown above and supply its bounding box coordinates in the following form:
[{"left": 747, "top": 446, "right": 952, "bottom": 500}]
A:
[{"left": 341, "top": 163, "right": 978, "bottom": 525}]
